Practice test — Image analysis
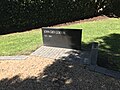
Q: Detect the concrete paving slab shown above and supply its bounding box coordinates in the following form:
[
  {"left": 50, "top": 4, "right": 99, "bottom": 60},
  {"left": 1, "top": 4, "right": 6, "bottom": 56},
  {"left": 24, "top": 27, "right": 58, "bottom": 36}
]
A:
[
  {"left": 0, "top": 56, "right": 29, "bottom": 60},
  {"left": 30, "top": 46, "right": 83, "bottom": 60}
]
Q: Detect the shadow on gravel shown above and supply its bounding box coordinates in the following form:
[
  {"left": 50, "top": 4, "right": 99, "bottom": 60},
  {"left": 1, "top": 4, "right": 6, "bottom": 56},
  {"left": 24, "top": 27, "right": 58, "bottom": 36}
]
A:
[
  {"left": 0, "top": 50, "right": 120, "bottom": 90},
  {"left": 0, "top": 61, "right": 120, "bottom": 90}
]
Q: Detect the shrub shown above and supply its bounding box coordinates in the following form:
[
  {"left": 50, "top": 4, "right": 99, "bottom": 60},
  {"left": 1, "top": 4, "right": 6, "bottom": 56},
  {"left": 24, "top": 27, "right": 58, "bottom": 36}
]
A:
[{"left": 0, "top": 0, "right": 119, "bottom": 34}]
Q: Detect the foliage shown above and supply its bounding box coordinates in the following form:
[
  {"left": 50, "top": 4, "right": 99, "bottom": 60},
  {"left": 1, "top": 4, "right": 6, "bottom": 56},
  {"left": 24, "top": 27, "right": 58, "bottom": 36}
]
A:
[
  {"left": 0, "top": 0, "right": 117, "bottom": 34},
  {"left": 0, "top": 0, "right": 119, "bottom": 34}
]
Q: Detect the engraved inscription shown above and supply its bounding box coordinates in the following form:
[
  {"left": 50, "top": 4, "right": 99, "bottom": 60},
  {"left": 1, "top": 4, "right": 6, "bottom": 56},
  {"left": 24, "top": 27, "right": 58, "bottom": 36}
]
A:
[
  {"left": 49, "top": 35, "right": 52, "bottom": 37},
  {"left": 44, "top": 30, "right": 66, "bottom": 35},
  {"left": 44, "top": 35, "right": 52, "bottom": 38},
  {"left": 42, "top": 28, "right": 82, "bottom": 50},
  {"left": 44, "top": 35, "right": 48, "bottom": 37}
]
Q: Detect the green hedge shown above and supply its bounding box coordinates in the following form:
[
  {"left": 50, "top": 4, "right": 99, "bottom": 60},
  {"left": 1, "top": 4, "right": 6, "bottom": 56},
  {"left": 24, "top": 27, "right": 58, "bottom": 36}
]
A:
[
  {"left": 0, "top": 0, "right": 118, "bottom": 34},
  {"left": 111, "top": 0, "right": 120, "bottom": 17}
]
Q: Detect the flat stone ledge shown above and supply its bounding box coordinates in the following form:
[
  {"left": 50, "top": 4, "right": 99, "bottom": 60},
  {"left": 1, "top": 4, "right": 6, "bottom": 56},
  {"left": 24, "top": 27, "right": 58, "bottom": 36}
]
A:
[
  {"left": 31, "top": 46, "right": 81, "bottom": 59},
  {"left": 0, "top": 56, "right": 29, "bottom": 60},
  {"left": 89, "top": 65, "right": 120, "bottom": 79},
  {"left": 88, "top": 65, "right": 97, "bottom": 71}
]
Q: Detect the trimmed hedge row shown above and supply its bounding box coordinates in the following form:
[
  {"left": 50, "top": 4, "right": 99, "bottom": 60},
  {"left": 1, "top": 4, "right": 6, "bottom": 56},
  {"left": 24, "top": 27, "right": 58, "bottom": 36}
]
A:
[{"left": 0, "top": 0, "right": 118, "bottom": 34}]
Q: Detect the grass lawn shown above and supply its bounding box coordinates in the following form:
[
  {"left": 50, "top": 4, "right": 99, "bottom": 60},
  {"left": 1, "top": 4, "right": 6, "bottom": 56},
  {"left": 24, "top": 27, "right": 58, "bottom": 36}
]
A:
[
  {"left": 0, "top": 29, "right": 42, "bottom": 56},
  {"left": 0, "top": 18, "right": 120, "bottom": 71}
]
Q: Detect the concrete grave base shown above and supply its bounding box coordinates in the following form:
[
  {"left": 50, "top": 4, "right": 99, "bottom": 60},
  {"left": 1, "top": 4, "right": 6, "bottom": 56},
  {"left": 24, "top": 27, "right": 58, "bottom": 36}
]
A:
[
  {"left": 31, "top": 46, "right": 90, "bottom": 64},
  {"left": 88, "top": 42, "right": 120, "bottom": 79}
]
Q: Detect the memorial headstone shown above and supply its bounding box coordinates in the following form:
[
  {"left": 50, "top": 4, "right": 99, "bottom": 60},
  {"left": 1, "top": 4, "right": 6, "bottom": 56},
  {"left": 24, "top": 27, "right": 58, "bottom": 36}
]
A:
[{"left": 42, "top": 27, "right": 82, "bottom": 50}]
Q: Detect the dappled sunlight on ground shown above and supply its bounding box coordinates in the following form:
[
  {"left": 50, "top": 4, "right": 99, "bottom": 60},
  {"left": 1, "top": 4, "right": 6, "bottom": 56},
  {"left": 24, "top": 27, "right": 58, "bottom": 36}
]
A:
[{"left": 0, "top": 55, "right": 120, "bottom": 90}]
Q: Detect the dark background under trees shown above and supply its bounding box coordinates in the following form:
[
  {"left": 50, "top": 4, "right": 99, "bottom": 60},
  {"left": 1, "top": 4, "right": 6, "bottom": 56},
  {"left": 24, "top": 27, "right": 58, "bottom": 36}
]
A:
[{"left": 0, "top": 0, "right": 120, "bottom": 34}]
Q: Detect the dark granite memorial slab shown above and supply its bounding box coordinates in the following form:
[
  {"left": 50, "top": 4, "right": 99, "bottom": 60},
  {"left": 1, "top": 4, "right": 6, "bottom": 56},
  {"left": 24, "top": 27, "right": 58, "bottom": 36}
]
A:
[{"left": 42, "top": 27, "right": 82, "bottom": 50}]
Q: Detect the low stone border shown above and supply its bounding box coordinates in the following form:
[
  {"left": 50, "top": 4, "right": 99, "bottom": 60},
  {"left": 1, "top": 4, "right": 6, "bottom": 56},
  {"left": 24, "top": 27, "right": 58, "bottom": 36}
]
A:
[
  {"left": 88, "top": 42, "right": 120, "bottom": 79},
  {"left": 89, "top": 65, "right": 120, "bottom": 79},
  {"left": 0, "top": 56, "right": 29, "bottom": 60}
]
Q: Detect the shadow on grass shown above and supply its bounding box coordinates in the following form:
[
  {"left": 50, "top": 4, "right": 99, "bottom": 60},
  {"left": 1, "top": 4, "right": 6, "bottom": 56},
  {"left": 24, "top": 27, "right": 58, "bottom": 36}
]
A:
[{"left": 96, "top": 33, "right": 120, "bottom": 71}]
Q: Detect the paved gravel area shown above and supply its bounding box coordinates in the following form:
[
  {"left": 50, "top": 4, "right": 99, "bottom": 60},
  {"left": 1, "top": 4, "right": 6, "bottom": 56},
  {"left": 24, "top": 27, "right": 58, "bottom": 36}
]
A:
[{"left": 0, "top": 55, "right": 120, "bottom": 90}]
